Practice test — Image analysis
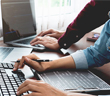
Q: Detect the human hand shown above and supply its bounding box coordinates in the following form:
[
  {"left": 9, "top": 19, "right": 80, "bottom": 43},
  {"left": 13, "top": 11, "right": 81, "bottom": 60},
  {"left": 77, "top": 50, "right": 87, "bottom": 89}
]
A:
[
  {"left": 30, "top": 36, "right": 60, "bottom": 50},
  {"left": 16, "top": 79, "right": 94, "bottom": 96},
  {"left": 13, "top": 53, "right": 51, "bottom": 72},
  {"left": 33, "top": 29, "right": 65, "bottom": 39},
  {"left": 16, "top": 79, "right": 67, "bottom": 96}
]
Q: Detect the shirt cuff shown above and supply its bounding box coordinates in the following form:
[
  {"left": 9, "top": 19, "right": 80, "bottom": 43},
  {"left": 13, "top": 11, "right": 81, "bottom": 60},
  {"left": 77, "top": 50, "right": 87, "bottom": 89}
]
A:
[{"left": 70, "top": 50, "right": 88, "bottom": 69}]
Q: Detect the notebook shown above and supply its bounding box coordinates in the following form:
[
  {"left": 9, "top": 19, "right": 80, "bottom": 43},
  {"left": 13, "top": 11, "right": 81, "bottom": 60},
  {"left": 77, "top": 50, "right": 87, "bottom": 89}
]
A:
[
  {"left": 0, "top": 47, "right": 32, "bottom": 63},
  {"left": 1, "top": 0, "right": 46, "bottom": 51}
]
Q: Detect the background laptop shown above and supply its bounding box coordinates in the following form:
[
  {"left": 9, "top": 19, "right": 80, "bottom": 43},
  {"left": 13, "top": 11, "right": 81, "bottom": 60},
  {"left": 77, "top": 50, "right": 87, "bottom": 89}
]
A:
[
  {"left": 1, "top": 0, "right": 46, "bottom": 51},
  {"left": 0, "top": 47, "right": 32, "bottom": 63}
]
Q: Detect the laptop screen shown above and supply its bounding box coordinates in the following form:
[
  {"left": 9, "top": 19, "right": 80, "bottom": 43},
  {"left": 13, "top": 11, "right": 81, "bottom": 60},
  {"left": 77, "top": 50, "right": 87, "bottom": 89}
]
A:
[{"left": 1, "top": 0, "right": 36, "bottom": 42}]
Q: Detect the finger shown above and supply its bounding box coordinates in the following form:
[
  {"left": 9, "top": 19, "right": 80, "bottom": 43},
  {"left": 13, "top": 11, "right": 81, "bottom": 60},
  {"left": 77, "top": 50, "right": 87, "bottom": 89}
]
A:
[
  {"left": 38, "top": 29, "right": 54, "bottom": 37},
  {"left": 36, "top": 31, "right": 47, "bottom": 37},
  {"left": 23, "top": 57, "right": 44, "bottom": 71},
  {"left": 18, "top": 79, "right": 43, "bottom": 92},
  {"left": 23, "top": 92, "right": 41, "bottom": 96},
  {"left": 13, "top": 62, "right": 19, "bottom": 71},
  {"left": 30, "top": 36, "right": 43, "bottom": 44},
  {"left": 30, "top": 37, "right": 39, "bottom": 44},
  {"left": 37, "top": 31, "right": 44, "bottom": 36},
  {"left": 17, "top": 84, "right": 40, "bottom": 95},
  {"left": 13, "top": 59, "right": 21, "bottom": 71},
  {"left": 30, "top": 41, "right": 45, "bottom": 47},
  {"left": 19, "top": 54, "right": 39, "bottom": 68},
  {"left": 18, "top": 56, "right": 26, "bottom": 68},
  {"left": 17, "top": 79, "right": 41, "bottom": 95},
  {"left": 41, "top": 29, "right": 53, "bottom": 36},
  {"left": 46, "top": 33, "right": 56, "bottom": 37},
  {"left": 17, "top": 79, "right": 35, "bottom": 91},
  {"left": 25, "top": 54, "right": 40, "bottom": 60}
]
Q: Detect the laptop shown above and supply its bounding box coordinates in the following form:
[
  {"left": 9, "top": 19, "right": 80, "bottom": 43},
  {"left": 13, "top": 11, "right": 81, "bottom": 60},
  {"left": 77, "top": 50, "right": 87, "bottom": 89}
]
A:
[
  {"left": 0, "top": 47, "right": 32, "bottom": 63},
  {"left": 1, "top": 0, "right": 46, "bottom": 51},
  {"left": 34, "top": 69, "right": 110, "bottom": 95}
]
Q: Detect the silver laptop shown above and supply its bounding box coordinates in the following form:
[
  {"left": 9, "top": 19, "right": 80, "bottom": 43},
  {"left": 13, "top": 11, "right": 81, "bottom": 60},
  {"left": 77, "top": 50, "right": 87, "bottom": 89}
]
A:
[
  {"left": 1, "top": 0, "right": 46, "bottom": 51},
  {"left": 0, "top": 47, "right": 32, "bottom": 63},
  {"left": 34, "top": 69, "right": 110, "bottom": 95}
]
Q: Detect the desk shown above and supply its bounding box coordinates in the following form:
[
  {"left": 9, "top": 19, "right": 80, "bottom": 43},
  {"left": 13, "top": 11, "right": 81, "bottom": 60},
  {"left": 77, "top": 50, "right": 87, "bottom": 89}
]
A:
[{"left": 0, "top": 32, "right": 110, "bottom": 96}]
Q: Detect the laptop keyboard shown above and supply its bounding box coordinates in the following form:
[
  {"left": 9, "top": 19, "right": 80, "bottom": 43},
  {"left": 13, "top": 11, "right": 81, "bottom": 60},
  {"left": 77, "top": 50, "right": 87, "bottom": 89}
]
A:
[
  {"left": 0, "top": 62, "right": 32, "bottom": 96},
  {"left": 0, "top": 63, "right": 14, "bottom": 69},
  {"left": 16, "top": 38, "right": 33, "bottom": 45},
  {"left": 0, "top": 48, "right": 14, "bottom": 61},
  {"left": 16, "top": 37, "right": 45, "bottom": 48}
]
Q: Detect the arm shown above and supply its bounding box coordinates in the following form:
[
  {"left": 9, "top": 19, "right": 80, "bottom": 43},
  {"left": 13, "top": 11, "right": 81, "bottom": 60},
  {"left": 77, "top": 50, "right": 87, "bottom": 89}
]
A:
[
  {"left": 13, "top": 54, "right": 76, "bottom": 72},
  {"left": 58, "top": 0, "right": 110, "bottom": 49},
  {"left": 13, "top": 20, "right": 110, "bottom": 71},
  {"left": 68, "top": 19, "right": 110, "bottom": 69},
  {"left": 83, "top": 20, "right": 110, "bottom": 68}
]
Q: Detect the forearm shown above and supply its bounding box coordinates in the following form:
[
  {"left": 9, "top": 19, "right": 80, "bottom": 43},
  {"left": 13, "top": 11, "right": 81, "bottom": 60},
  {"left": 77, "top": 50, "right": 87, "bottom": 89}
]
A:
[
  {"left": 84, "top": 20, "right": 110, "bottom": 68},
  {"left": 46, "top": 55, "right": 76, "bottom": 70}
]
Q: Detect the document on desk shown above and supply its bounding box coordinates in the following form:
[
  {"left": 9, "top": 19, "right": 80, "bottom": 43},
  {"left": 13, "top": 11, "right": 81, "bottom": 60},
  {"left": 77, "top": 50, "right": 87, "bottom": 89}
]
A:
[{"left": 36, "top": 69, "right": 110, "bottom": 95}]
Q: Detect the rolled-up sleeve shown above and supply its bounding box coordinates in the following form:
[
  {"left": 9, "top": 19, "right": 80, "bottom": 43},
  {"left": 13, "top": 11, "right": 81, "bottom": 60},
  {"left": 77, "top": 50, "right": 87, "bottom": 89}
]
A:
[{"left": 71, "top": 50, "right": 88, "bottom": 69}]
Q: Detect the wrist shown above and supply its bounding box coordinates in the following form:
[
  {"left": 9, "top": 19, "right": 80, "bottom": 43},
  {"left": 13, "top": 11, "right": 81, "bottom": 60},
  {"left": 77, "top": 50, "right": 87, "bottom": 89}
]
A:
[
  {"left": 44, "top": 60, "right": 56, "bottom": 71},
  {"left": 56, "top": 42, "right": 60, "bottom": 50},
  {"left": 53, "top": 42, "right": 60, "bottom": 50}
]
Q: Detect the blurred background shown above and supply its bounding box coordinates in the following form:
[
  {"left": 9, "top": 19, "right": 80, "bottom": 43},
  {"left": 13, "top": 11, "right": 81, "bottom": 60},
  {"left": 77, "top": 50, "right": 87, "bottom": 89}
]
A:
[{"left": 0, "top": 0, "right": 104, "bottom": 38}]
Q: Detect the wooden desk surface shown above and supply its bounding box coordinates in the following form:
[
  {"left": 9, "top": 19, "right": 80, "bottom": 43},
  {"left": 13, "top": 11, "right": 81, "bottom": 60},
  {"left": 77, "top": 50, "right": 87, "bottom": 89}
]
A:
[{"left": 0, "top": 32, "right": 110, "bottom": 85}]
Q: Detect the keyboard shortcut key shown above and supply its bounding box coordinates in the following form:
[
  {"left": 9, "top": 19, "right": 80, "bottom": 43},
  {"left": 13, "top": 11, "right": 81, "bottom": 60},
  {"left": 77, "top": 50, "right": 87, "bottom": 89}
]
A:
[
  {"left": 0, "top": 63, "right": 3, "bottom": 68},
  {"left": 7, "top": 63, "right": 14, "bottom": 69},
  {"left": 1, "top": 69, "right": 6, "bottom": 73},
  {"left": 2, "top": 63, "right": 8, "bottom": 68},
  {"left": 9, "top": 91, "right": 16, "bottom": 95},
  {"left": 2, "top": 93, "right": 10, "bottom": 95}
]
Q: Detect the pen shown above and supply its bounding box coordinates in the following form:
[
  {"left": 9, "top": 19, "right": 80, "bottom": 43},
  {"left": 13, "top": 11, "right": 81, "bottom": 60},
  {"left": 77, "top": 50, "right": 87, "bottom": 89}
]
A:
[{"left": 11, "top": 59, "right": 52, "bottom": 63}]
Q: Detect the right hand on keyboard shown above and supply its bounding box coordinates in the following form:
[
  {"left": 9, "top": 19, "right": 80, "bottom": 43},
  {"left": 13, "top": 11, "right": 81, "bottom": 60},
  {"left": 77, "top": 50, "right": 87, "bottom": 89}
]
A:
[
  {"left": 16, "top": 79, "right": 67, "bottom": 96},
  {"left": 30, "top": 29, "right": 64, "bottom": 40}
]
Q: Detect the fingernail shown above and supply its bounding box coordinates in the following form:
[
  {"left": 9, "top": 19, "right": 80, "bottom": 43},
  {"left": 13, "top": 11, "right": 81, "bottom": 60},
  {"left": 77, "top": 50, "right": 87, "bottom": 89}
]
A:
[
  {"left": 13, "top": 68, "right": 16, "bottom": 71},
  {"left": 16, "top": 91, "right": 19, "bottom": 95}
]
